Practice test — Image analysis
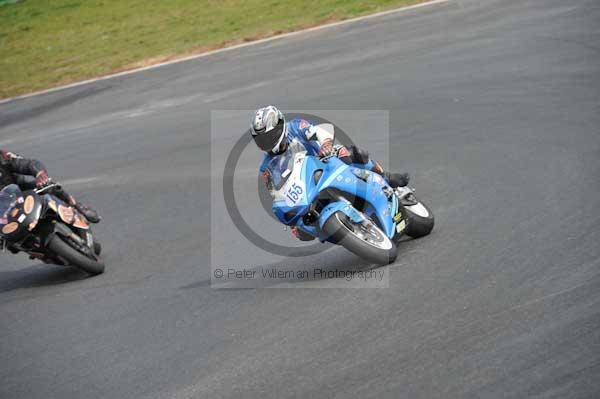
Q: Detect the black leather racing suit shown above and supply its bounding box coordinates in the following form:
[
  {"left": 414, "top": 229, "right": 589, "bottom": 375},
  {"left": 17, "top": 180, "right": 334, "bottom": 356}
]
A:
[
  {"left": 0, "top": 150, "right": 99, "bottom": 222},
  {"left": 0, "top": 150, "right": 47, "bottom": 190},
  {"left": 0, "top": 150, "right": 70, "bottom": 197}
]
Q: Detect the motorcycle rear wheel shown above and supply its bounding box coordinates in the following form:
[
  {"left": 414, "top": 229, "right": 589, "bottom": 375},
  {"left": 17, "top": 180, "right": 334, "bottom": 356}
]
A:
[{"left": 403, "top": 200, "right": 435, "bottom": 238}]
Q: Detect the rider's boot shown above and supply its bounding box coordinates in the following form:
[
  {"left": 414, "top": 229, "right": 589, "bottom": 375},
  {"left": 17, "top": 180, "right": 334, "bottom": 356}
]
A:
[
  {"left": 383, "top": 172, "right": 410, "bottom": 188},
  {"left": 371, "top": 161, "right": 410, "bottom": 188},
  {"left": 74, "top": 202, "right": 101, "bottom": 223},
  {"left": 67, "top": 195, "right": 100, "bottom": 223},
  {"left": 55, "top": 188, "right": 101, "bottom": 223}
]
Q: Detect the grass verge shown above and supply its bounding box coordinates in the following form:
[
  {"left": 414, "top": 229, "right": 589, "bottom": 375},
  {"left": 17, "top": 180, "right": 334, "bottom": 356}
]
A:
[{"left": 1, "top": 0, "right": 426, "bottom": 99}]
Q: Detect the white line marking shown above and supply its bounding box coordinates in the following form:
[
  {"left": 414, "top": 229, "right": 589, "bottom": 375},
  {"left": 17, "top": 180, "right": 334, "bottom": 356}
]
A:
[
  {"left": 60, "top": 176, "right": 104, "bottom": 186},
  {"left": 0, "top": 0, "right": 448, "bottom": 105}
]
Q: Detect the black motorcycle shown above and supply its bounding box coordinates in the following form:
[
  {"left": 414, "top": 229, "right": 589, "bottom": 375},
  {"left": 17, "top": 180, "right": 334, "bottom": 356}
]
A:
[{"left": 0, "top": 183, "right": 104, "bottom": 275}]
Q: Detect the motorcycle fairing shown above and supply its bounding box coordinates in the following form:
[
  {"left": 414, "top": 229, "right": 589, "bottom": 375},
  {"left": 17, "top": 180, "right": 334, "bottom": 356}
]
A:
[
  {"left": 44, "top": 195, "right": 89, "bottom": 230},
  {"left": 270, "top": 150, "right": 400, "bottom": 240},
  {"left": 0, "top": 185, "right": 43, "bottom": 240}
]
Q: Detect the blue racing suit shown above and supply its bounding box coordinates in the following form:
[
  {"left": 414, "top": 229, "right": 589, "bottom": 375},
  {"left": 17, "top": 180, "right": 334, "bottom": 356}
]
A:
[
  {"left": 256, "top": 118, "right": 408, "bottom": 240},
  {"left": 259, "top": 118, "right": 378, "bottom": 176}
]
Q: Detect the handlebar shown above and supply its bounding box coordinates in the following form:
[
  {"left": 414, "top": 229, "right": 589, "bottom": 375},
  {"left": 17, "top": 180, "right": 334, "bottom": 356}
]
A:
[
  {"left": 319, "top": 154, "right": 336, "bottom": 162},
  {"left": 34, "top": 181, "right": 61, "bottom": 195}
]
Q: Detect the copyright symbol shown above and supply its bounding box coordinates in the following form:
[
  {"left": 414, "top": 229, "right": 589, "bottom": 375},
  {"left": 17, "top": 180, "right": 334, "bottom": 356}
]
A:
[
  {"left": 223, "top": 113, "right": 353, "bottom": 257},
  {"left": 214, "top": 269, "right": 224, "bottom": 278}
]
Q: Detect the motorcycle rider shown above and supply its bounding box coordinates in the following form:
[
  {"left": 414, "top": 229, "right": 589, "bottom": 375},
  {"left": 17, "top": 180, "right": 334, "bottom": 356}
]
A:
[
  {"left": 250, "top": 105, "right": 409, "bottom": 241},
  {"left": 0, "top": 149, "right": 101, "bottom": 225}
]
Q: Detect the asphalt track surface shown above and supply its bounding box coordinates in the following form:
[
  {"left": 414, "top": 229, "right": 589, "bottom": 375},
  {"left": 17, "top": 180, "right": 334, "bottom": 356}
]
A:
[{"left": 1, "top": 0, "right": 599, "bottom": 397}]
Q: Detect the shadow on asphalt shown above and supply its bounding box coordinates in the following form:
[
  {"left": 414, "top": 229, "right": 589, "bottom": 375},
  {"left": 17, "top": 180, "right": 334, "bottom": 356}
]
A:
[{"left": 0, "top": 264, "right": 88, "bottom": 292}]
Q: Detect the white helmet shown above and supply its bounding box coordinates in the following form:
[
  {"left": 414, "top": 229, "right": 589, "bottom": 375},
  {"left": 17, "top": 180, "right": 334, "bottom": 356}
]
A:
[{"left": 250, "top": 106, "right": 287, "bottom": 154}]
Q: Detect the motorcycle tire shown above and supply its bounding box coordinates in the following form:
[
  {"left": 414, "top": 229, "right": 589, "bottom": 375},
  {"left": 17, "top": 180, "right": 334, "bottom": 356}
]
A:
[
  {"left": 48, "top": 235, "right": 105, "bottom": 275},
  {"left": 403, "top": 200, "right": 435, "bottom": 238},
  {"left": 323, "top": 211, "right": 397, "bottom": 265}
]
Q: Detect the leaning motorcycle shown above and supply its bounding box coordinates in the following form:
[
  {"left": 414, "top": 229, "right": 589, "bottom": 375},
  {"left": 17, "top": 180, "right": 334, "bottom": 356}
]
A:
[
  {"left": 0, "top": 183, "right": 104, "bottom": 275},
  {"left": 267, "top": 140, "right": 434, "bottom": 265}
]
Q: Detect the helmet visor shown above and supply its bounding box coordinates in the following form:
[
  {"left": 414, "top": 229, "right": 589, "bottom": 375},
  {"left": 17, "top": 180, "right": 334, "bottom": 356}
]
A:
[{"left": 253, "top": 119, "right": 285, "bottom": 152}]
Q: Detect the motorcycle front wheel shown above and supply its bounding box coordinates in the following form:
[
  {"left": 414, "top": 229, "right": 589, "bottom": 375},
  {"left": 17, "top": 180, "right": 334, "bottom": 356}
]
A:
[
  {"left": 323, "top": 211, "right": 397, "bottom": 265},
  {"left": 47, "top": 235, "right": 105, "bottom": 275}
]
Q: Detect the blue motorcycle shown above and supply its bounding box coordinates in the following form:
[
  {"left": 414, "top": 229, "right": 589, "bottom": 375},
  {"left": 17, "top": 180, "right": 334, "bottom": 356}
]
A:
[{"left": 267, "top": 139, "right": 434, "bottom": 265}]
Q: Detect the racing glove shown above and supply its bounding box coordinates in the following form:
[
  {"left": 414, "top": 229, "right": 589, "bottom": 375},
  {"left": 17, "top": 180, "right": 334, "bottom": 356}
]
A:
[
  {"left": 35, "top": 170, "right": 50, "bottom": 187},
  {"left": 318, "top": 139, "right": 334, "bottom": 157}
]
